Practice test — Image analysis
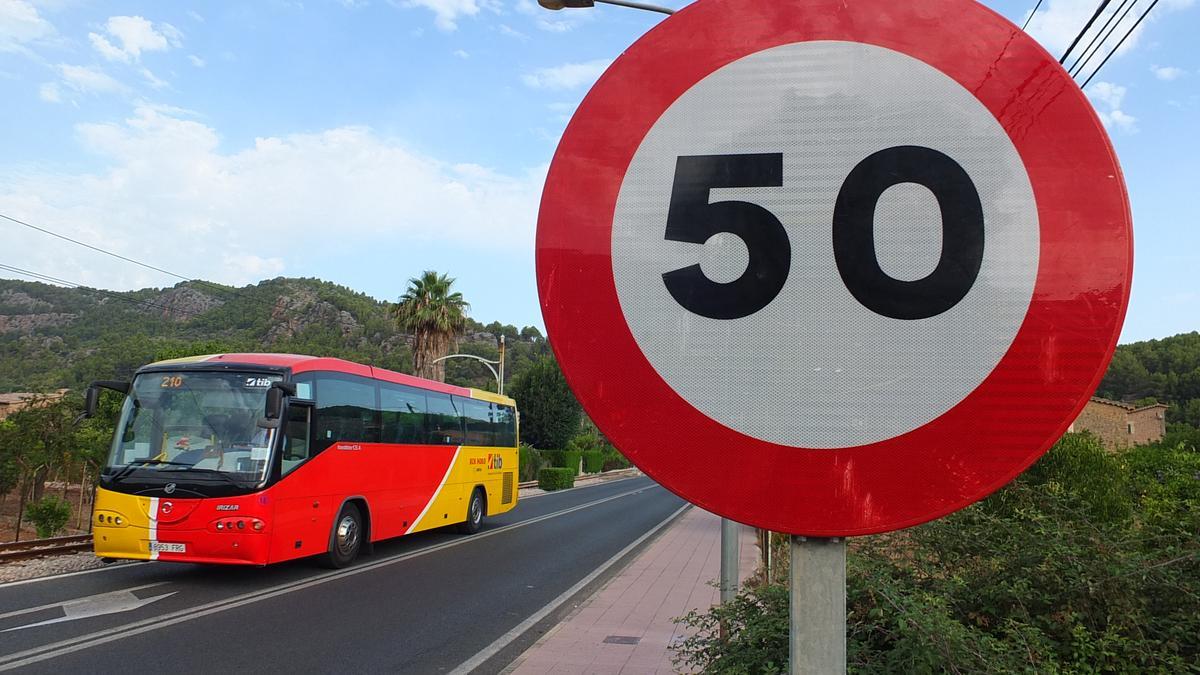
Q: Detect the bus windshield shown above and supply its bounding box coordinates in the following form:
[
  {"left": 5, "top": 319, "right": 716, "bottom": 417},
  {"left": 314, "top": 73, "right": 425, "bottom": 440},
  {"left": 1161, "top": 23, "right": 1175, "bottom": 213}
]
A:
[{"left": 105, "top": 371, "right": 282, "bottom": 485}]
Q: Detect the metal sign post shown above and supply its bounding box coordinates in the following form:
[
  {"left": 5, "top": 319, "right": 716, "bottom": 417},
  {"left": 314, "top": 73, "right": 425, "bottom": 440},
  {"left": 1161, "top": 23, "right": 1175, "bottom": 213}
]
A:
[
  {"left": 790, "top": 536, "right": 846, "bottom": 674},
  {"left": 719, "top": 518, "right": 740, "bottom": 604}
]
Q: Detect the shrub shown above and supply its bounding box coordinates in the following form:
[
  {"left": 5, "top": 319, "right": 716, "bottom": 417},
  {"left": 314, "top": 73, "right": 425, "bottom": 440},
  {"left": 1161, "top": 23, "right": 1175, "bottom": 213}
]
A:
[
  {"left": 538, "top": 467, "right": 575, "bottom": 491},
  {"left": 673, "top": 582, "right": 789, "bottom": 673},
  {"left": 518, "top": 444, "right": 547, "bottom": 483},
  {"left": 670, "top": 436, "right": 1200, "bottom": 672},
  {"left": 601, "top": 449, "right": 631, "bottom": 471},
  {"left": 582, "top": 451, "right": 605, "bottom": 473},
  {"left": 545, "top": 450, "right": 582, "bottom": 476},
  {"left": 563, "top": 450, "right": 582, "bottom": 475},
  {"left": 25, "top": 495, "right": 72, "bottom": 538}
]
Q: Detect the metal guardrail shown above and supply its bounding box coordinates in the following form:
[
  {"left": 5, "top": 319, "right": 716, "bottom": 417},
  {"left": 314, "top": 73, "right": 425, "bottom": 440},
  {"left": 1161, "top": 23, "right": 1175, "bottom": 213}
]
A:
[
  {"left": 0, "top": 534, "right": 93, "bottom": 563},
  {"left": 518, "top": 467, "right": 640, "bottom": 489}
]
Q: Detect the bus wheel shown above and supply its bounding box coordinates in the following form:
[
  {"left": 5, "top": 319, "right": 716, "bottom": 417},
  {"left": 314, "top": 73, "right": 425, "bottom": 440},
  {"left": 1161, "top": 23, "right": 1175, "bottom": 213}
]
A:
[
  {"left": 458, "top": 489, "right": 485, "bottom": 535},
  {"left": 324, "top": 502, "right": 363, "bottom": 568}
]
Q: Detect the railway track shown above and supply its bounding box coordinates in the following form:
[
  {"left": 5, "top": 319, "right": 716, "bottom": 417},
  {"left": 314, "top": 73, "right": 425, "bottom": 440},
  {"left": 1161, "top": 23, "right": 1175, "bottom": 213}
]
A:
[{"left": 0, "top": 534, "right": 93, "bottom": 563}]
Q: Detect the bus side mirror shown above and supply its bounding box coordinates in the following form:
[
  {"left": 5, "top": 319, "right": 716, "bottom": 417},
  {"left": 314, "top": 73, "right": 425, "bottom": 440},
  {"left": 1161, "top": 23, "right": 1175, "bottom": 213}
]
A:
[
  {"left": 79, "top": 380, "right": 131, "bottom": 423},
  {"left": 83, "top": 386, "right": 100, "bottom": 419},
  {"left": 259, "top": 382, "right": 297, "bottom": 428}
]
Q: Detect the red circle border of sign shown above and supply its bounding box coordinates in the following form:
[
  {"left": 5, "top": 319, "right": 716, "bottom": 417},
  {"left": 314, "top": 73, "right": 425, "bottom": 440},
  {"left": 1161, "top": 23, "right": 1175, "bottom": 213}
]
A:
[{"left": 536, "top": 0, "right": 1132, "bottom": 536}]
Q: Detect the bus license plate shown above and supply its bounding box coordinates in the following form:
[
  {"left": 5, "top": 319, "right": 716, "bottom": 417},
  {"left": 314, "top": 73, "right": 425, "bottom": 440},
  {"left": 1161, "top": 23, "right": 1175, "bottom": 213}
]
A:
[{"left": 150, "top": 542, "right": 186, "bottom": 553}]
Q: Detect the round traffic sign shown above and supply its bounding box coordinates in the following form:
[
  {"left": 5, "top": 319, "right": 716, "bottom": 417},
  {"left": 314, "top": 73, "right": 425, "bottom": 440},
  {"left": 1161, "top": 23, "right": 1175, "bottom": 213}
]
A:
[{"left": 536, "top": 0, "right": 1132, "bottom": 535}]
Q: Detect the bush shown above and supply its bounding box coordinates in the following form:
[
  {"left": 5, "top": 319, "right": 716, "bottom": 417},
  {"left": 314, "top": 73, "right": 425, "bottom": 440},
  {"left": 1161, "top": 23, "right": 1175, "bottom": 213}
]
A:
[
  {"left": 538, "top": 467, "right": 575, "bottom": 491},
  {"left": 673, "top": 582, "right": 789, "bottom": 673},
  {"left": 582, "top": 451, "right": 605, "bottom": 473},
  {"left": 563, "top": 450, "right": 582, "bottom": 475},
  {"left": 25, "top": 495, "right": 72, "bottom": 538},
  {"left": 671, "top": 435, "right": 1200, "bottom": 672},
  {"left": 518, "top": 444, "right": 547, "bottom": 483},
  {"left": 544, "top": 450, "right": 582, "bottom": 476},
  {"left": 601, "top": 448, "right": 631, "bottom": 471}
]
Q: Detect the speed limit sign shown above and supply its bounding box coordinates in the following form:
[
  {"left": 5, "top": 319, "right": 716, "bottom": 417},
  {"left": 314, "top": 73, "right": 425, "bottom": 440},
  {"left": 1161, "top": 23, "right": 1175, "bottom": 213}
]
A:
[{"left": 537, "top": 0, "right": 1132, "bottom": 535}]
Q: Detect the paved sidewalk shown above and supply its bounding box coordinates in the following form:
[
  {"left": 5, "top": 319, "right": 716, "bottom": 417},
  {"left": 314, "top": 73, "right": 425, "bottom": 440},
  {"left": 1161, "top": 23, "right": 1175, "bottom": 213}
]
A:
[{"left": 504, "top": 507, "right": 759, "bottom": 674}]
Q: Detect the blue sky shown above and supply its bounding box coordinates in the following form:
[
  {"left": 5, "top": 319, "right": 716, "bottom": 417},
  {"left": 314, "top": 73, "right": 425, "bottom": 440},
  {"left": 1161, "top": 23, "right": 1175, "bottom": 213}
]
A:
[{"left": 0, "top": 0, "right": 1196, "bottom": 341}]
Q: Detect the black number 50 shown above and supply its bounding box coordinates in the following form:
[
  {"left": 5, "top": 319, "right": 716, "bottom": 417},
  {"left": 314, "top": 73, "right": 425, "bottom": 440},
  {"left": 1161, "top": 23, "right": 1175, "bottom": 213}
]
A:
[{"left": 662, "top": 145, "right": 984, "bottom": 321}]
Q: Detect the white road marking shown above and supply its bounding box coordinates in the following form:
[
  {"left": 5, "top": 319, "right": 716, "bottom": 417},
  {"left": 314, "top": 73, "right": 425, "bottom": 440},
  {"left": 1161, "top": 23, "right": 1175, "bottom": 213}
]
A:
[
  {"left": 0, "top": 582, "right": 170, "bottom": 622},
  {"left": 0, "top": 481, "right": 662, "bottom": 671},
  {"left": 2, "top": 585, "right": 176, "bottom": 632},
  {"left": 448, "top": 502, "right": 691, "bottom": 675}
]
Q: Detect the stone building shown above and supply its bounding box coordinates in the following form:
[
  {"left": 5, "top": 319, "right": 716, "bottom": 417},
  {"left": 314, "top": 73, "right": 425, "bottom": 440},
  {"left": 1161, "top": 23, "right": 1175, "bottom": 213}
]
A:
[
  {"left": 0, "top": 389, "right": 69, "bottom": 421},
  {"left": 1068, "top": 396, "right": 1169, "bottom": 450}
]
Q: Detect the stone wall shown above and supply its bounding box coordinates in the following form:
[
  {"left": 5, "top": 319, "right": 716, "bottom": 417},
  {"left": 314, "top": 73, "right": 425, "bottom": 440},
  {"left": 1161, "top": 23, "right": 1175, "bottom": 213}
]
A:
[{"left": 1069, "top": 397, "right": 1168, "bottom": 450}]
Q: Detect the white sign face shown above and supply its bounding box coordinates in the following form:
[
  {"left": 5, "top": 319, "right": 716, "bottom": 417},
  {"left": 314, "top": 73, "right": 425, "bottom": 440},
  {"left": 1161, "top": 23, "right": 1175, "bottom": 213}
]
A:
[{"left": 611, "top": 41, "right": 1039, "bottom": 448}]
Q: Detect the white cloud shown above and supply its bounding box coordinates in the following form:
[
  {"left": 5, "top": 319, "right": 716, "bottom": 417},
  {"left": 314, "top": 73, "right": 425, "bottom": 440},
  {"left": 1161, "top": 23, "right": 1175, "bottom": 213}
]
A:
[
  {"left": 453, "top": 48, "right": 469, "bottom": 58},
  {"left": 0, "top": 0, "right": 55, "bottom": 53},
  {"left": 57, "top": 64, "right": 126, "bottom": 94},
  {"left": 521, "top": 58, "right": 611, "bottom": 90},
  {"left": 497, "top": 23, "right": 527, "bottom": 40},
  {"left": 186, "top": 10, "right": 205, "bottom": 23},
  {"left": 1151, "top": 64, "right": 1185, "bottom": 80},
  {"left": 514, "top": 0, "right": 592, "bottom": 33},
  {"left": 1088, "top": 80, "right": 1126, "bottom": 109},
  {"left": 38, "top": 81, "right": 60, "bottom": 103},
  {"left": 188, "top": 54, "right": 205, "bottom": 67},
  {"left": 0, "top": 107, "right": 544, "bottom": 290},
  {"left": 139, "top": 67, "right": 167, "bottom": 89},
  {"left": 397, "top": 0, "right": 500, "bottom": 31},
  {"left": 90, "top": 15, "right": 182, "bottom": 62},
  {"left": 1087, "top": 81, "right": 1137, "bottom": 132}
]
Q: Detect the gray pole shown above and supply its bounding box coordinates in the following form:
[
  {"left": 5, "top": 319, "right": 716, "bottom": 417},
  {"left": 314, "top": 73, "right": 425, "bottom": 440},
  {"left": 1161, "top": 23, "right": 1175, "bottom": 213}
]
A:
[
  {"left": 790, "top": 536, "right": 846, "bottom": 674},
  {"left": 719, "top": 518, "right": 740, "bottom": 604}
]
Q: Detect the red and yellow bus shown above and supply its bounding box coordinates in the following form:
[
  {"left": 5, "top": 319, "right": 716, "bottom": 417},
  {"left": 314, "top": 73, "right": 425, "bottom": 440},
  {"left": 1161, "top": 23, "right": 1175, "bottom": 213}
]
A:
[{"left": 85, "top": 353, "right": 518, "bottom": 567}]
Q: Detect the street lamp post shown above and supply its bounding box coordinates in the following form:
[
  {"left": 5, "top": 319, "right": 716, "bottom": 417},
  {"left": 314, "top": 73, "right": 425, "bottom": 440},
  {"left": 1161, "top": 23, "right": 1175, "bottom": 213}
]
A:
[
  {"left": 431, "top": 335, "right": 506, "bottom": 395},
  {"left": 537, "top": 0, "right": 675, "bottom": 16}
]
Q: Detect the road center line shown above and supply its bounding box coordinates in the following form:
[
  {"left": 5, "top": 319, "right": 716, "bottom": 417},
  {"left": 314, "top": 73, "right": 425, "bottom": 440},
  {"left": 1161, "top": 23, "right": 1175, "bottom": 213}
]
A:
[{"left": 0, "top": 482, "right": 660, "bottom": 671}]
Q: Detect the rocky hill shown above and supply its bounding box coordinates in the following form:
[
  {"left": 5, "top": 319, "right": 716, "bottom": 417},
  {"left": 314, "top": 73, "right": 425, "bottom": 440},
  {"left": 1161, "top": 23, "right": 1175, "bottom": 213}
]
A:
[{"left": 0, "top": 277, "right": 546, "bottom": 394}]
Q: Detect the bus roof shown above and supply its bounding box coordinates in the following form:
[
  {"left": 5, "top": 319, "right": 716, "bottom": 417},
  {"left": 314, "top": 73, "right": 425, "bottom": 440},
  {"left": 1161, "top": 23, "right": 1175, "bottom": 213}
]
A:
[{"left": 145, "top": 353, "right": 516, "bottom": 406}]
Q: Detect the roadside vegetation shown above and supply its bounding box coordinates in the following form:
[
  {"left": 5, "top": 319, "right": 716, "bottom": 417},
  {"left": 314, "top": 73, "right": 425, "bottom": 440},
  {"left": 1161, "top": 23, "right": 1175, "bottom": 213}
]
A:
[{"left": 672, "top": 431, "right": 1200, "bottom": 673}]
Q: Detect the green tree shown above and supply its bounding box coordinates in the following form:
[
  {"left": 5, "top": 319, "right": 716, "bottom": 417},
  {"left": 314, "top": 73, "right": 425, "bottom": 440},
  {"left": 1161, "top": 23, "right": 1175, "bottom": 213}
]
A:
[
  {"left": 390, "top": 271, "right": 470, "bottom": 381},
  {"left": 24, "top": 495, "right": 72, "bottom": 538},
  {"left": 508, "top": 356, "right": 581, "bottom": 449}
]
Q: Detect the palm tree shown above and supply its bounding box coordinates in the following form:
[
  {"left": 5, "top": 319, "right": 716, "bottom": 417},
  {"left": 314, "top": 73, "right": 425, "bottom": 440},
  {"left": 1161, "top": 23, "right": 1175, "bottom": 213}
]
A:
[{"left": 391, "top": 271, "right": 470, "bottom": 382}]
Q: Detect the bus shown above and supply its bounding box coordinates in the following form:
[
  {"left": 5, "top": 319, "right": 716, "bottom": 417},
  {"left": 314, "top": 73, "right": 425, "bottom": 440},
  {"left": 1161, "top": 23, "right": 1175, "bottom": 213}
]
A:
[{"left": 84, "top": 353, "right": 519, "bottom": 567}]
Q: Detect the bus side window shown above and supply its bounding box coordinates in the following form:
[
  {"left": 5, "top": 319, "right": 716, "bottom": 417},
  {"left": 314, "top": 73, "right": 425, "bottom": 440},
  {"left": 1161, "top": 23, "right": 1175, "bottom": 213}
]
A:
[
  {"left": 496, "top": 404, "right": 516, "bottom": 447},
  {"left": 381, "top": 382, "right": 426, "bottom": 444},
  {"left": 426, "top": 392, "right": 463, "bottom": 445},
  {"left": 282, "top": 405, "right": 311, "bottom": 475}
]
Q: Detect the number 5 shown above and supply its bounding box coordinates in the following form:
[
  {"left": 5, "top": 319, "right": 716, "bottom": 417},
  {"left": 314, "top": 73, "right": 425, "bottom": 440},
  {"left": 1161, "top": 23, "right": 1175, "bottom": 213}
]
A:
[{"left": 662, "top": 153, "right": 791, "bottom": 320}]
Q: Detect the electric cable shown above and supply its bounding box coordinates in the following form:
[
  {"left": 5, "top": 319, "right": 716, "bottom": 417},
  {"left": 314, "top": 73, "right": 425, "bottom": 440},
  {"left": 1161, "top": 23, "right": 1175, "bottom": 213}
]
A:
[
  {"left": 1059, "top": 0, "right": 1115, "bottom": 64},
  {"left": 0, "top": 262, "right": 207, "bottom": 319},
  {"left": 1021, "top": 0, "right": 1045, "bottom": 31},
  {"left": 1080, "top": 0, "right": 1160, "bottom": 87},
  {"left": 1067, "top": 0, "right": 1136, "bottom": 77},
  {"left": 0, "top": 211, "right": 253, "bottom": 304}
]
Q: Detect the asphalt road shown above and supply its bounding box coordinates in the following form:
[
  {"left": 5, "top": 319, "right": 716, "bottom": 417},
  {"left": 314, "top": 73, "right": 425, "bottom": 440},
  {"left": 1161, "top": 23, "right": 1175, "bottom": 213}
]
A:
[{"left": 0, "top": 476, "right": 687, "bottom": 674}]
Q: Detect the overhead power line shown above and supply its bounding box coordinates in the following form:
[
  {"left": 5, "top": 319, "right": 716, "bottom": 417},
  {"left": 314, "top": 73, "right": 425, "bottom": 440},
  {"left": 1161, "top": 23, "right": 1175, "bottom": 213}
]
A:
[
  {"left": 0, "top": 262, "right": 207, "bottom": 319},
  {"left": 1079, "top": 0, "right": 1160, "bottom": 88},
  {"left": 0, "top": 211, "right": 255, "bottom": 305},
  {"left": 1021, "top": 0, "right": 1046, "bottom": 31},
  {"left": 1059, "top": 0, "right": 1115, "bottom": 64},
  {"left": 1067, "top": 0, "right": 1137, "bottom": 77}
]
